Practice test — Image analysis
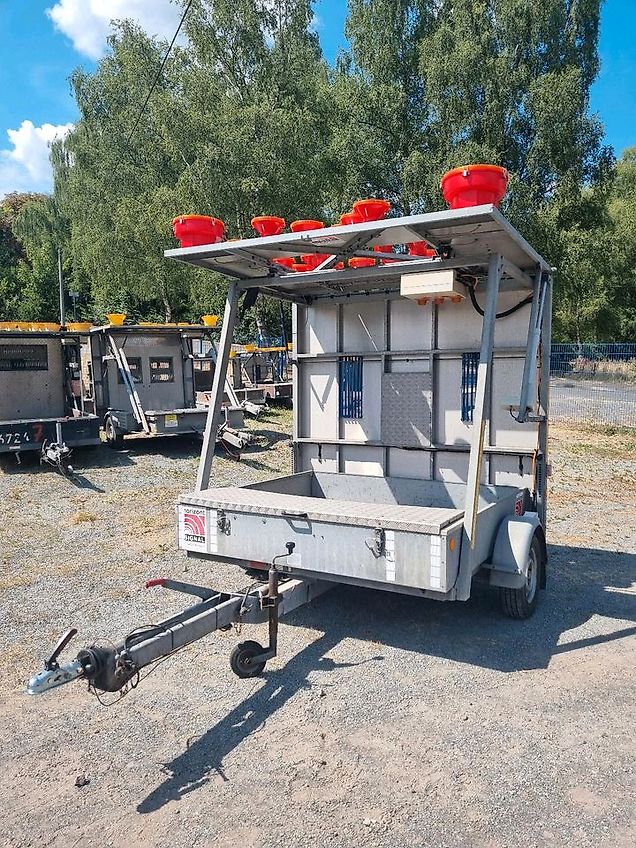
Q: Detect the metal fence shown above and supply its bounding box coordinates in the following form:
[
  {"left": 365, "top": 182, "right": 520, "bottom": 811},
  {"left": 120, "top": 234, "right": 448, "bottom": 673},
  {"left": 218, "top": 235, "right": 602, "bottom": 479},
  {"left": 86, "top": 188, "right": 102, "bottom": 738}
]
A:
[{"left": 549, "top": 343, "right": 636, "bottom": 428}]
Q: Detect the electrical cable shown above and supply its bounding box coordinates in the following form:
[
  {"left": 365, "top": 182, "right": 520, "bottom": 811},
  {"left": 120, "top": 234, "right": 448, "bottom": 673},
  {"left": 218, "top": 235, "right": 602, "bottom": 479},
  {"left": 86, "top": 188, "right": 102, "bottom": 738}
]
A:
[
  {"left": 87, "top": 623, "right": 188, "bottom": 706},
  {"left": 459, "top": 273, "right": 533, "bottom": 319},
  {"left": 125, "top": 0, "right": 193, "bottom": 147}
]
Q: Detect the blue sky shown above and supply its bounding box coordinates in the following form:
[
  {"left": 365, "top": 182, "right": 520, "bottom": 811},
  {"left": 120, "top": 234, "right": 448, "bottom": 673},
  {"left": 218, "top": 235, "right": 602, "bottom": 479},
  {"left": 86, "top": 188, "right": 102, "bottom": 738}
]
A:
[{"left": 0, "top": 0, "right": 634, "bottom": 197}]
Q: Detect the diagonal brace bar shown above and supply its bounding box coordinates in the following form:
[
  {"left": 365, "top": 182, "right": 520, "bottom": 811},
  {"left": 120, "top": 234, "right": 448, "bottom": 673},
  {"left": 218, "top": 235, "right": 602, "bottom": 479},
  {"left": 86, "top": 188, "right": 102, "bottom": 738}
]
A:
[
  {"left": 457, "top": 253, "right": 503, "bottom": 600},
  {"left": 196, "top": 282, "right": 239, "bottom": 491},
  {"left": 515, "top": 268, "right": 548, "bottom": 422}
]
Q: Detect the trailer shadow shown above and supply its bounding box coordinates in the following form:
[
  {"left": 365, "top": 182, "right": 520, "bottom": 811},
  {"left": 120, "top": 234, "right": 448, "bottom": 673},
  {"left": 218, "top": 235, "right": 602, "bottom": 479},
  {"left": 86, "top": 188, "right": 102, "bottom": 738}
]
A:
[
  {"left": 67, "top": 437, "right": 201, "bottom": 469},
  {"left": 63, "top": 445, "right": 136, "bottom": 471},
  {"left": 137, "top": 631, "right": 374, "bottom": 813},
  {"left": 111, "top": 436, "right": 203, "bottom": 460},
  {"left": 245, "top": 428, "right": 292, "bottom": 452},
  {"left": 137, "top": 541, "right": 634, "bottom": 814},
  {"left": 323, "top": 542, "right": 636, "bottom": 675}
]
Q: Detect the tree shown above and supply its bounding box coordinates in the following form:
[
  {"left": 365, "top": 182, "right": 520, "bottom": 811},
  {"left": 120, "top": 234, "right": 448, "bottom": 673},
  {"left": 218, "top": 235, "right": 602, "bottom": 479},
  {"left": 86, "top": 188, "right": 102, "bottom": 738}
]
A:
[
  {"left": 53, "top": 2, "right": 332, "bottom": 335},
  {"left": 605, "top": 147, "right": 636, "bottom": 340},
  {"left": 326, "top": 0, "right": 435, "bottom": 214},
  {"left": 54, "top": 21, "right": 192, "bottom": 322},
  {"left": 334, "top": 1, "right": 612, "bottom": 216},
  {"left": 335, "top": 1, "right": 616, "bottom": 340},
  {"left": 7, "top": 0, "right": 625, "bottom": 341},
  {"left": 0, "top": 192, "right": 65, "bottom": 320},
  {"left": 0, "top": 193, "right": 28, "bottom": 318}
]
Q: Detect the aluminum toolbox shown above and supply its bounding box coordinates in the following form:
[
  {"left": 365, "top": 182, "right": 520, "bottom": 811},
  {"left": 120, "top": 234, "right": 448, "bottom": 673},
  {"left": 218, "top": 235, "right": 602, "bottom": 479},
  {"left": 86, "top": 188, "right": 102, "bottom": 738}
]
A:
[{"left": 178, "top": 472, "right": 522, "bottom": 596}]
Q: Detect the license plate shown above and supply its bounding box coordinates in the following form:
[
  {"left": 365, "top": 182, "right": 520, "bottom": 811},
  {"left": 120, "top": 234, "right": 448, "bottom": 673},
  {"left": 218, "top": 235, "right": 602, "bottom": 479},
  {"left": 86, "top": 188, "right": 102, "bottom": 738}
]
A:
[{"left": 164, "top": 413, "right": 178, "bottom": 428}]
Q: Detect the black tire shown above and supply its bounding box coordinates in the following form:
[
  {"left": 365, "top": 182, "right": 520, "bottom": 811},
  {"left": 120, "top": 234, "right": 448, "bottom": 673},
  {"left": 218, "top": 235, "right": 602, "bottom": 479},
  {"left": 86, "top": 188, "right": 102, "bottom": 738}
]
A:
[
  {"left": 229, "top": 640, "right": 267, "bottom": 678},
  {"left": 501, "top": 535, "right": 543, "bottom": 619},
  {"left": 104, "top": 415, "right": 124, "bottom": 449}
]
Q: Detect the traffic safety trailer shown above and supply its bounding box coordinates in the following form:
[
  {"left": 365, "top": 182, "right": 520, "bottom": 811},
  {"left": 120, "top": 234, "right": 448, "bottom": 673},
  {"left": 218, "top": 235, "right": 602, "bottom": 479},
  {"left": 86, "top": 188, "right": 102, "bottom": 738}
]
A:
[
  {"left": 174, "top": 205, "right": 552, "bottom": 614},
  {"left": 28, "top": 204, "right": 553, "bottom": 698},
  {"left": 86, "top": 323, "right": 213, "bottom": 447},
  {"left": 229, "top": 344, "right": 293, "bottom": 404},
  {"left": 0, "top": 327, "right": 100, "bottom": 472}
]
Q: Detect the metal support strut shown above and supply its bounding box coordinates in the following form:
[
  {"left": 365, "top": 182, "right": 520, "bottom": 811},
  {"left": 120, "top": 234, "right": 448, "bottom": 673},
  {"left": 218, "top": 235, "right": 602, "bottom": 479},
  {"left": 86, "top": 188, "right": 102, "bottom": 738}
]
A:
[
  {"left": 456, "top": 254, "right": 503, "bottom": 601},
  {"left": 197, "top": 281, "right": 240, "bottom": 491},
  {"left": 515, "top": 269, "right": 549, "bottom": 423}
]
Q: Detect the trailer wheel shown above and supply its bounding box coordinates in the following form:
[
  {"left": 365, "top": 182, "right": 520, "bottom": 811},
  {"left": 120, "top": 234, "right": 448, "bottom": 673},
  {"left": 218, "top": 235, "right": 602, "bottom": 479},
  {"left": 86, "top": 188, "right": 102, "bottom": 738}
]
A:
[
  {"left": 500, "top": 535, "right": 543, "bottom": 619},
  {"left": 230, "top": 640, "right": 267, "bottom": 678},
  {"left": 104, "top": 415, "right": 124, "bottom": 449}
]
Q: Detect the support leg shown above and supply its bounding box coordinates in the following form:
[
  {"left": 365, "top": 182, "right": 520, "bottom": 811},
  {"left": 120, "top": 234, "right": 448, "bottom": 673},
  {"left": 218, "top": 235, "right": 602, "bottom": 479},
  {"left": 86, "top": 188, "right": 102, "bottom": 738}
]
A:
[
  {"left": 516, "top": 269, "right": 548, "bottom": 422},
  {"left": 536, "top": 276, "right": 553, "bottom": 526},
  {"left": 196, "top": 282, "right": 240, "bottom": 492},
  {"left": 263, "top": 566, "right": 280, "bottom": 660}
]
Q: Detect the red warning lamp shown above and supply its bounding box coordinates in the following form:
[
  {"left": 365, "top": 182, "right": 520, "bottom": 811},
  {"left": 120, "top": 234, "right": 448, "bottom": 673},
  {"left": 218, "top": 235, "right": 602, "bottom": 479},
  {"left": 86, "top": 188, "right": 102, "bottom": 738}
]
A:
[
  {"left": 440, "top": 165, "right": 508, "bottom": 209},
  {"left": 352, "top": 198, "right": 391, "bottom": 221},
  {"left": 251, "top": 216, "right": 286, "bottom": 237},
  {"left": 172, "top": 215, "right": 225, "bottom": 248}
]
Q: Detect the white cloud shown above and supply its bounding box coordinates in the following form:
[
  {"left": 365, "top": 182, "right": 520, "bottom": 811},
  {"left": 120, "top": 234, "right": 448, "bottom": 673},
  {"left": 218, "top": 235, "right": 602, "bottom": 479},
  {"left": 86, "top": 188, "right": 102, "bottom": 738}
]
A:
[
  {"left": 0, "top": 121, "right": 73, "bottom": 198},
  {"left": 46, "top": 0, "right": 184, "bottom": 60}
]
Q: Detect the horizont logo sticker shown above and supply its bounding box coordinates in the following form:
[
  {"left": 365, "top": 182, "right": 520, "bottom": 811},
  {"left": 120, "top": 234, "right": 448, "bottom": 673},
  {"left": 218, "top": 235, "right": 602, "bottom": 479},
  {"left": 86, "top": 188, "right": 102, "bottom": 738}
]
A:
[{"left": 182, "top": 508, "right": 206, "bottom": 545}]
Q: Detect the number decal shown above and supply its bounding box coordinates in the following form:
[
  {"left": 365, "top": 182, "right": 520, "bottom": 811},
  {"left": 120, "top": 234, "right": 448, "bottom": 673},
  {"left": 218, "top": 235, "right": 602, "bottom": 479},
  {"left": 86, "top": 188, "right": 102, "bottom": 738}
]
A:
[
  {"left": 0, "top": 430, "right": 31, "bottom": 445},
  {"left": 32, "top": 423, "right": 44, "bottom": 442}
]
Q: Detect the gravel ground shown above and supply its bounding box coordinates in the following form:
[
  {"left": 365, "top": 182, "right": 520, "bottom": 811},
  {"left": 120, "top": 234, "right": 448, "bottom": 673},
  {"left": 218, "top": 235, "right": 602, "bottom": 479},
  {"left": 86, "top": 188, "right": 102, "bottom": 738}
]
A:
[
  {"left": 0, "top": 413, "right": 634, "bottom": 848},
  {"left": 550, "top": 377, "right": 636, "bottom": 427}
]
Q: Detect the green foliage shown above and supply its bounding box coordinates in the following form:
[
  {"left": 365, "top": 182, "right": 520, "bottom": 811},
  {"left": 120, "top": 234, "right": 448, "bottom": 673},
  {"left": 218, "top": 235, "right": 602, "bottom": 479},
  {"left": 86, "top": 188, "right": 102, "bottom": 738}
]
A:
[
  {"left": 0, "top": 0, "right": 632, "bottom": 342},
  {"left": 606, "top": 148, "right": 636, "bottom": 340},
  {"left": 45, "top": 4, "right": 335, "bottom": 334},
  {"left": 331, "top": 0, "right": 629, "bottom": 343},
  {"left": 327, "top": 1, "right": 435, "bottom": 214},
  {"left": 0, "top": 192, "right": 64, "bottom": 320}
]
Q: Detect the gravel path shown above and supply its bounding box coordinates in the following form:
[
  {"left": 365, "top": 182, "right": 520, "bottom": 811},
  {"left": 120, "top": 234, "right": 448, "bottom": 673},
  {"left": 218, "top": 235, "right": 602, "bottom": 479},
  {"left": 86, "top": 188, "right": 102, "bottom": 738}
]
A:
[
  {"left": 550, "top": 377, "right": 636, "bottom": 427},
  {"left": 0, "top": 415, "right": 634, "bottom": 848}
]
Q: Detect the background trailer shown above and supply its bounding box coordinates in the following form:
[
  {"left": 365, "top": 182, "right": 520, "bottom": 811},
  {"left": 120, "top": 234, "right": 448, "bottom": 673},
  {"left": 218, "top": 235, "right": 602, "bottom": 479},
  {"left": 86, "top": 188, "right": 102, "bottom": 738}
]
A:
[
  {"left": 86, "top": 324, "right": 214, "bottom": 447},
  {"left": 229, "top": 345, "right": 293, "bottom": 404},
  {"left": 0, "top": 328, "right": 100, "bottom": 471},
  {"left": 28, "top": 205, "right": 554, "bottom": 696}
]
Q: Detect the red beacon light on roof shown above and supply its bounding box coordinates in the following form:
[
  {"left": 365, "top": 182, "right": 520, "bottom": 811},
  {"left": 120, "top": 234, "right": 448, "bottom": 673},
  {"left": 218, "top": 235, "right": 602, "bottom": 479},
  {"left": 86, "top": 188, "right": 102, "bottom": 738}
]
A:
[
  {"left": 290, "top": 219, "right": 329, "bottom": 270},
  {"left": 251, "top": 216, "right": 286, "bottom": 237},
  {"left": 339, "top": 210, "right": 376, "bottom": 267},
  {"left": 408, "top": 241, "right": 437, "bottom": 257},
  {"left": 339, "top": 211, "right": 363, "bottom": 226},
  {"left": 374, "top": 244, "right": 397, "bottom": 264},
  {"left": 349, "top": 257, "right": 376, "bottom": 269},
  {"left": 440, "top": 164, "right": 509, "bottom": 209},
  {"left": 172, "top": 215, "right": 225, "bottom": 248},
  {"left": 274, "top": 257, "right": 295, "bottom": 271},
  {"left": 352, "top": 198, "right": 391, "bottom": 221},
  {"left": 290, "top": 219, "right": 324, "bottom": 232}
]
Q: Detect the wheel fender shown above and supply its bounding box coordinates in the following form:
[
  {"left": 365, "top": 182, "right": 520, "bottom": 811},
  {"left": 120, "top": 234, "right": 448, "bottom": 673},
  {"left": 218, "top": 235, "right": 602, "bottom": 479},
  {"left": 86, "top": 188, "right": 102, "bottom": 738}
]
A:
[
  {"left": 105, "top": 411, "right": 124, "bottom": 432},
  {"left": 489, "top": 513, "right": 546, "bottom": 586}
]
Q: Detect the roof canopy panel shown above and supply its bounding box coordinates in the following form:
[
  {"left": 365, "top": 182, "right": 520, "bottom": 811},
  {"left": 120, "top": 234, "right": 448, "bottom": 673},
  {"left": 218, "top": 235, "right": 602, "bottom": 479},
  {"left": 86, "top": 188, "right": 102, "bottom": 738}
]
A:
[{"left": 164, "top": 205, "right": 551, "bottom": 302}]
